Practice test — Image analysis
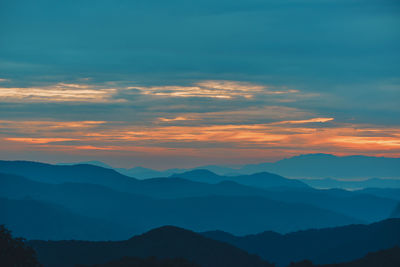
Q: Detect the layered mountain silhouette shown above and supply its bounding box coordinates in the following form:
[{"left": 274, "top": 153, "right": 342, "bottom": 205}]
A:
[
  {"left": 237, "top": 154, "right": 400, "bottom": 179},
  {"left": 0, "top": 161, "right": 397, "bottom": 221},
  {"left": 1, "top": 160, "right": 399, "bottom": 241},
  {"left": 0, "top": 161, "right": 305, "bottom": 198},
  {"left": 90, "top": 154, "right": 400, "bottom": 180},
  {"left": 0, "top": 160, "right": 139, "bottom": 190},
  {"left": 30, "top": 226, "right": 272, "bottom": 267},
  {"left": 119, "top": 166, "right": 185, "bottom": 179},
  {"left": 202, "top": 218, "right": 400, "bottom": 267},
  {"left": 171, "top": 169, "right": 309, "bottom": 189},
  {"left": 1, "top": 158, "right": 399, "bottom": 267},
  {"left": 0, "top": 197, "right": 128, "bottom": 240},
  {"left": 301, "top": 177, "right": 400, "bottom": 190},
  {"left": 0, "top": 171, "right": 373, "bottom": 239},
  {"left": 358, "top": 188, "right": 400, "bottom": 201}
]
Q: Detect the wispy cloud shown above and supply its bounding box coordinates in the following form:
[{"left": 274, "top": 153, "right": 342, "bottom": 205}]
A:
[
  {"left": 0, "top": 80, "right": 302, "bottom": 104},
  {"left": 2, "top": 119, "right": 399, "bottom": 152},
  {"left": 129, "top": 80, "right": 298, "bottom": 99},
  {"left": 158, "top": 117, "right": 194, "bottom": 122},
  {"left": 272, "top": 117, "right": 335, "bottom": 125},
  {"left": 0, "top": 79, "right": 398, "bottom": 167},
  {"left": 5, "top": 137, "right": 78, "bottom": 144},
  {"left": 0, "top": 83, "right": 123, "bottom": 103}
]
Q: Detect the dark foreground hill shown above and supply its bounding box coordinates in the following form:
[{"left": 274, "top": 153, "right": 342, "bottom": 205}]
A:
[
  {"left": 30, "top": 226, "right": 272, "bottom": 267},
  {"left": 203, "top": 218, "right": 400, "bottom": 267},
  {"left": 0, "top": 225, "right": 42, "bottom": 267},
  {"left": 289, "top": 246, "right": 400, "bottom": 267},
  {"left": 322, "top": 246, "right": 400, "bottom": 267},
  {"left": 77, "top": 257, "right": 201, "bottom": 267}
]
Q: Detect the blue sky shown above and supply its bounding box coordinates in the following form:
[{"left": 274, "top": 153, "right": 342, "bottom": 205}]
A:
[{"left": 0, "top": 0, "right": 399, "bottom": 168}]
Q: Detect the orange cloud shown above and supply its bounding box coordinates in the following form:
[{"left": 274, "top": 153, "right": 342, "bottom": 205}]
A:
[
  {"left": 5, "top": 137, "right": 77, "bottom": 144},
  {"left": 1, "top": 118, "right": 399, "bottom": 164},
  {"left": 0, "top": 83, "right": 123, "bottom": 103},
  {"left": 130, "top": 80, "right": 298, "bottom": 99},
  {"left": 158, "top": 117, "right": 193, "bottom": 122},
  {"left": 272, "top": 117, "right": 335, "bottom": 125}
]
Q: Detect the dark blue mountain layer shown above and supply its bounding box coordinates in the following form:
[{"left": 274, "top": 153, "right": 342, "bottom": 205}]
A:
[
  {"left": 238, "top": 154, "right": 400, "bottom": 179},
  {"left": 0, "top": 197, "right": 128, "bottom": 240},
  {"left": 0, "top": 160, "right": 139, "bottom": 187},
  {"left": 171, "top": 169, "right": 309, "bottom": 189},
  {"left": 0, "top": 161, "right": 303, "bottom": 198},
  {"left": 301, "top": 177, "right": 400, "bottom": 190},
  {"left": 96, "top": 154, "right": 400, "bottom": 180},
  {"left": 202, "top": 218, "right": 400, "bottom": 267},
  {"left": 391, "top": 204, "right": 400, "bottom": 218},
  {"left": 0, "top": 172, "right": 362, "bottom": 238}
]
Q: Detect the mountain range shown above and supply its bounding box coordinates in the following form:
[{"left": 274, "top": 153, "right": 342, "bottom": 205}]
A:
[
  {"left": 1, "top": 160, "right": 398, "bottom": 239},
  {"left": 1, "top": 158, "right": 399, "bottom": 267},
  {"left": 202, "top": 218, "right": 400, "bottom": 267},
  {"left": 290, "top": 246, "right": 400, "bottom": 267},
  {"left": 0, "top": 172, "right": 361, "bottom": 238},
  {"left": 0, "top": 197, "right": 128, "bottom": 240},
  {"left": 30, "top": 226, "right": 272, "bottom": 267},
  {"left": 300, "top": 177, "right": 400, "bottom": 190},
  {"left": 170, "top": 169, "right": 309, "bottom": 189},
  {"left": 81, "top": 154, "right": 400, "bottom": 180},
  {"left": 28, "top": 219, "right": 400, "bottom": 267}
]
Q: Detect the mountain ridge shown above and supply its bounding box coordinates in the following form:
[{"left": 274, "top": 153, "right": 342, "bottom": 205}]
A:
[
  {"left": 71, "top": 154, "right": 400, "bottom": 180},
  {"left": 202, "top": 218, "right": 400, "bottom": 266},
  {"left": 30, "top": 225, "right": 272, "bottom": 267}
]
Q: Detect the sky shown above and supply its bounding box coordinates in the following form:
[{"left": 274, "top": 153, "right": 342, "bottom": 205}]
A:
[{"left": 0, "top": 0, "right": 399, "bottom": 169}]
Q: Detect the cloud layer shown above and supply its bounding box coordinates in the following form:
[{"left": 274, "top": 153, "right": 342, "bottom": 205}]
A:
[{"left": 0, "top": 0, "right": 399, "bottom": 167}]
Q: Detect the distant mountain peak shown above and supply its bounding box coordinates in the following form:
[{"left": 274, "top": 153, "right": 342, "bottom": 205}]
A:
[
  {"left": 32, "top": 224, "right": 273, "bottom": 267},
  {"left": 171, "top": 169, "right": 221, "bottom": 179},
  {"left": 57, "top": 160, "right": 114, "bottom": 169},
  {"left": 247, "top": 172, "right": 284, "bottom": 178},
  {"left": 180, "top": 169, "right": 219, "bottom": 175}
]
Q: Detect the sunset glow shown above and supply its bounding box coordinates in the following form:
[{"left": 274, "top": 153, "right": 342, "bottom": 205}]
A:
[
  {"left": 1, "top": 0, "right": 399, "bottom": 168},
  {"left": 1, "top": 113, "right": 399, "bottom": 167}
]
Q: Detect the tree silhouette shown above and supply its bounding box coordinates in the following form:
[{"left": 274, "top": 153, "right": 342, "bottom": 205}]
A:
[{"left": 0, "top": 225, "right": 42, "bottom": 267}]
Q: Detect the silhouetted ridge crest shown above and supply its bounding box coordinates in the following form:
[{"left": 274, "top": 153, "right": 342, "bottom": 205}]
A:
[
  {"left": 132, "top": 225, "right": 194, "bottom": 240},
  {"left": 172, "top": 169, "right": 309, "bottom": 189},
  {"left": 289, "top": 246, "right": 400, "bottom": 267},
  {"left": 31, "top": 225, "right": 273, "bottom": 267},
  {"left": 179, "top": 169, "right": 219, "bottom": 176},
  {"left": 203, "top": 218, "right": 400, "bottom": 267}
]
